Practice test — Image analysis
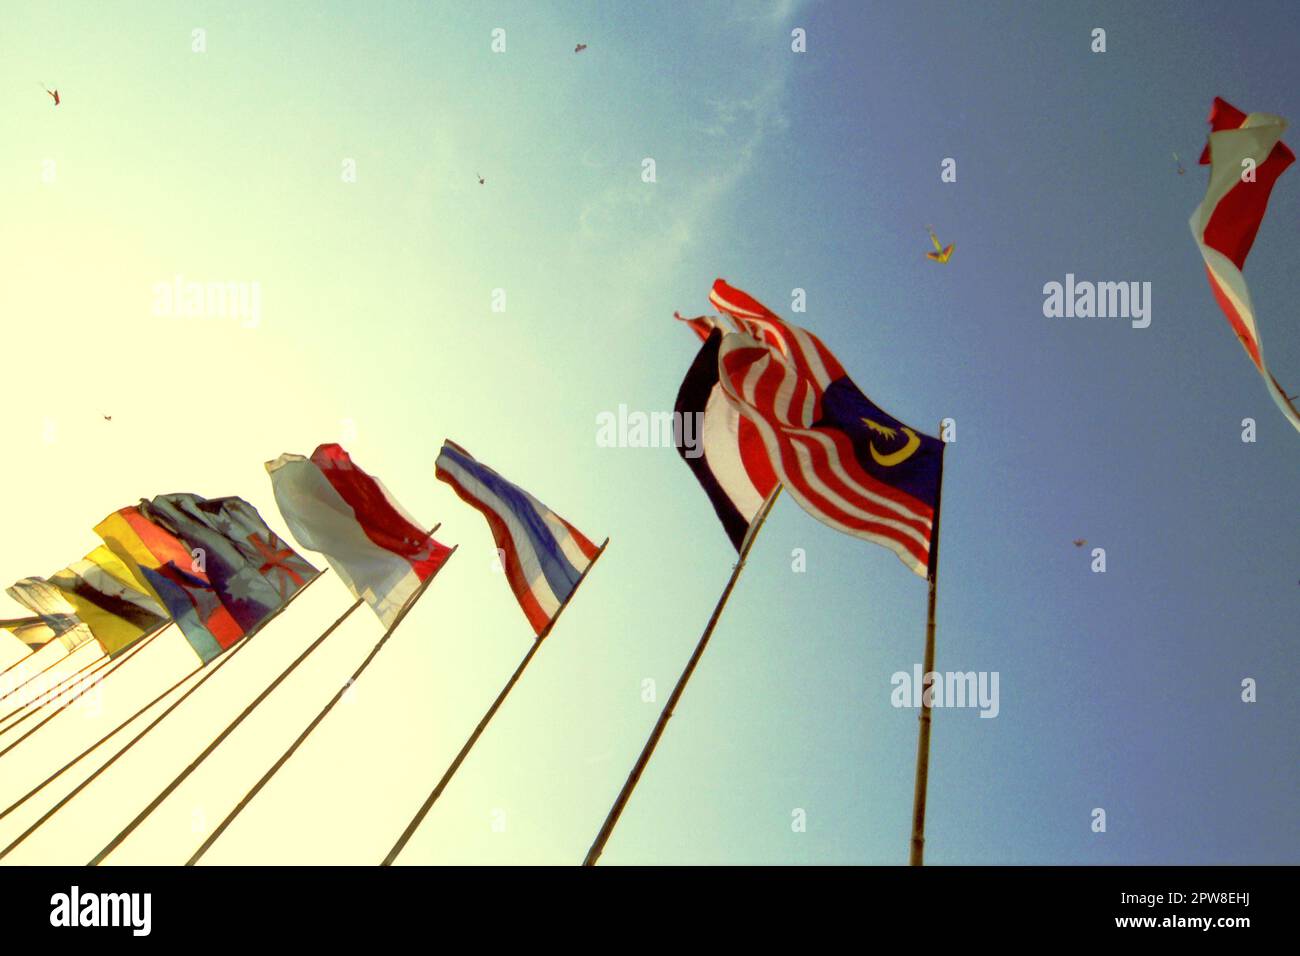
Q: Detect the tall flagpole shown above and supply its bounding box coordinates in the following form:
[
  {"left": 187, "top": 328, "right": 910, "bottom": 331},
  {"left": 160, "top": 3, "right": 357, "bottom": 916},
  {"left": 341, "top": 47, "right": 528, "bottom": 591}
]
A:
[
  {"left": 94, "top": 535, "right": 452, "bottom": 866},
  {"left": 0, "top": 646, "right": 105, "bottom": 726},
  {"left": 583, "top": 486, "right": 781, "bottom": 866},
  {"left": 908, "top": 435, "right": 946, "bottom": 866},
  {"left": 0, "top": 644, "right": 52, "bottom": 681},
  {"left": 379, "top": 538, "right": 609, "bottom": 866},
  {"left": 0, "top": 567, "right": 329, "bottom": 861},
  {"left": 0, "top": 624, "right": 170, "bottom": 754},
  {"left": 0, "top": 642, "right": 91, "bottom": 707},
  {"left": 186, "top": 542, "right": 464, "bottom": 866}
]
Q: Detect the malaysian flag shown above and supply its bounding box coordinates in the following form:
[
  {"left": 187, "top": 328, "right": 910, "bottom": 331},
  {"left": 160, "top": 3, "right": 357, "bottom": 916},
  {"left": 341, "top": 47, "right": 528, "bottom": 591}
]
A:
[
  {"left": 435, "top": 440, "right": 603, "bottom": 637},
  {"left": 698, "top": 279, "right": 944, "bottom": 578},
  {"left": 1189, "top": 97, "right": 1298, "bottom": 433}
]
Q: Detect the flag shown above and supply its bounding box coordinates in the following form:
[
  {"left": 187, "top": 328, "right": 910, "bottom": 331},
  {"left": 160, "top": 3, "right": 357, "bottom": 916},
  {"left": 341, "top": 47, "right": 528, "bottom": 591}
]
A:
[
  {"left": 700, "top": 279, "right": 943, "bottom": 578},
  {"left": 95, "top": 507, "right": 243, "bottom": 662},
  {"left": 1190, "top": 96, "right": 1299, "bottom": 433},
  {"left": 142, "top": 494, "right": 319, "bottom": 631},
  {"left": 0, "top": 615, "right": 91, "bottom": 653},
  {"left": 267, "top": 444, "right": 452, "bottom": 626},
  {"left": 674, "top": 328, "right": 779, "bottom": 550},
  {"left": 8, "top": 548, "right": 168, "bottom": 655},
  {"left": 435, "top": 440, "right": 601, "bottom": 636}
]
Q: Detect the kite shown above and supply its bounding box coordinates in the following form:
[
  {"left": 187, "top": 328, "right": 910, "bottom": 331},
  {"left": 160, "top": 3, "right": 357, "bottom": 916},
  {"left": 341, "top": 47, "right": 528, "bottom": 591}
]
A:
[
  {"left": 925, "top": 227, "right": 954, "bottom": 263},
  {"left": 1072, "top": 539, "right": 1087, "bottom": 548},
  {"left": 1173, "top": 152, "right": 1186, "bottom": 175},
  {"left": 477, "top": 173, "right": 485, "bottom": 185},
  {"left": 40, "top": 84, "right": 59, "bottom": 106},
  {"left": 575, "top": 43, "right": 587, "bottom": 53},
  {"left": 1189, "top": 97, "right": 1298, "bottom": 434}
]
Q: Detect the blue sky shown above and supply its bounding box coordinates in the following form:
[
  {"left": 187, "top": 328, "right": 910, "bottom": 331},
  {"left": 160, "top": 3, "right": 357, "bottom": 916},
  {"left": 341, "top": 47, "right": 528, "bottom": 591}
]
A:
[{"left": 0, "top": 0, "right": 1295, "bottom": 864}]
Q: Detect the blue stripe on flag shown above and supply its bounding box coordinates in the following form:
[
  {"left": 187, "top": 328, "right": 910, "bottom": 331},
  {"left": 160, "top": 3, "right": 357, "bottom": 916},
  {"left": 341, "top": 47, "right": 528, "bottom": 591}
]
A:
[{"left": 438, "top": 445, "right": 582, "bottom": 604}]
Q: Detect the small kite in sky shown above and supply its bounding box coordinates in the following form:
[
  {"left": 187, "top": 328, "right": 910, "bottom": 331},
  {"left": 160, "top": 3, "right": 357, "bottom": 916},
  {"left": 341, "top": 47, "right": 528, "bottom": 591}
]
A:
[
  {"left": 1072, "top": 538, "right": 1087, "bottom": 548},
  {"left": 575, "top": 43, "right": 587, "bottom": 53},
  {"left": 476, "top": 173, "right": 485, "bottom": 185},
  {"left": 1189, "top": 96, "right": 1298, "bottom": 434},
  {"left": 925, "top": 227, "right": 954, "bottom": 264},
  {"left": 103, "top": 415, "right": 112, "bottom": 422},
  {"left": 1173, "top": 152, "right": 1185, "bottom": 175},
  {"left": 42, "top": 85, "right": 60, "bottom": 106}
]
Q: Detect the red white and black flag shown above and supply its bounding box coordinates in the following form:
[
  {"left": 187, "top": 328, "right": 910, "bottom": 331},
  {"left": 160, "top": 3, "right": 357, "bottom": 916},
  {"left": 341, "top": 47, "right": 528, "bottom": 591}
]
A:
[
  {"left": 691, "top": 279, "right": 944, "bottom": 578},
  {"left": 673, "top": 328, "right": 779, "bottom": 551}
]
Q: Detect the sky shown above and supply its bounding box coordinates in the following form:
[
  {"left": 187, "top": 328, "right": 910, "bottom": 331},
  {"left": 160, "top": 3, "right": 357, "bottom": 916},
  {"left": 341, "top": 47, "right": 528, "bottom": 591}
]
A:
[{"left": 0, "top": 0, "right": 1296, "bottom": 866}]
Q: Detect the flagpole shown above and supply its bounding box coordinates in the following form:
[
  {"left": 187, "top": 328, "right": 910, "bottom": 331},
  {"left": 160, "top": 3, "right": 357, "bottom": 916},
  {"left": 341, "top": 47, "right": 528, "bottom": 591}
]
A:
[
  {"left": 0, "top": 568, "right": 329, "bottom": 862},
  {"left": 91, "top": 529, "right": 447, "bottom": 866},
  {"left": 380, "top": 538, "right": 609, "bottom": 867},
  {"left": 0, "top": 644, "right": 51, "bottom": 681},
  {"left": 186, "top": 542, "right": 463, "bottom": 866},
  {"left": 0, "top": 642, "right": 87, "bottom": 707},
  {"left": 583, "top": 486, "right": 781, "bottom": 866},
  {"left": 0, "top": 624, "right": 169, "bottom": 754},
  {"left": 0, "top": 645, "right": 104, "bottom": 724},
  {"left": 909, "top": 436, "right": 946, "bottom": 866}
]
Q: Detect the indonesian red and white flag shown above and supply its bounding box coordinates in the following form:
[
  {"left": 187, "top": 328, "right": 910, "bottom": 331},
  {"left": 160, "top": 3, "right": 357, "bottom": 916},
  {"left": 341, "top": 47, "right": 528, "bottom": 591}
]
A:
[
  {"left": 1189, "top": 97, "right": 1298, "bottom": 433},
  {"left": 267, "top": 445, "right": 453, "bottom": 626},
  {"left": 694, "top": 280, "right": 944, "bottom": 578}
]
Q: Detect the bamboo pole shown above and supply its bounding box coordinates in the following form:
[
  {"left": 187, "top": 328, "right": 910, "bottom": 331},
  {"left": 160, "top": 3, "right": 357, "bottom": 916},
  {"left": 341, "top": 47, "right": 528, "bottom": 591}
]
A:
[
  {"left": 380, "top": 538, "right": 609, "bottom": 866},
  {"left": 92, "top": 532, "right": 447, "bottom": 866},
  {"left": 583, "top": 486, "right": 781, "bottom": 866},
  {"left": 908, "top": 438, "right": 946, "bottom": 866},
  {"left": 0, "top": 568, "right": 328, "bottom": 861}
]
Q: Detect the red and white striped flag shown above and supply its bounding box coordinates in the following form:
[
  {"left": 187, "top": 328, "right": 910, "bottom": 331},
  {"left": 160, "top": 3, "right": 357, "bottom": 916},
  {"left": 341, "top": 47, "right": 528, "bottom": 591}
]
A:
[
  {"left": 695, "top": 280, "right": 944, "bottom": 578},
  {"left": 1189, "top": 97, "right": 1298, "bottom": 433}
]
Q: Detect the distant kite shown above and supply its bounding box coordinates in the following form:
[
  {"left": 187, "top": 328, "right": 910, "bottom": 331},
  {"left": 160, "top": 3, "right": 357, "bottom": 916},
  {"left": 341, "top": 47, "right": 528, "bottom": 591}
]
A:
[
  {"left": 1072, "top": 539, "right": 1087, "bottom": 548},
  {"left": 925, "top": 227, "right": 954, "bottom": 264},
  {"left": 1173, "top": 152, "right": 1185, "bottom": 175},
  {"left": 476, "top": 173, "right": 485, "bottom": 185},
  {"left": 43, "top": 86, "right": 60, "bottom": 106},
  {"left": 575, "top": 43, "right": 587, "bottom": 53},
  {"left": 1189, "top": 97, "right": 1298, "bottom": 434},
  {"left": 103, "top": 415, "right": 112, "bottom": 422}
]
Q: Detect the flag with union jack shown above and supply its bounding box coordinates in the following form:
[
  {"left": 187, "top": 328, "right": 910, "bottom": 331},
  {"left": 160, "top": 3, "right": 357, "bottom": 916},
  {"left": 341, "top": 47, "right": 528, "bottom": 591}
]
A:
[
  {"left": 696, "top": 279, "right": 944, "bottom": 578},
  {"left": 142, "top": 494, "right": 319, "bottom": 629}
]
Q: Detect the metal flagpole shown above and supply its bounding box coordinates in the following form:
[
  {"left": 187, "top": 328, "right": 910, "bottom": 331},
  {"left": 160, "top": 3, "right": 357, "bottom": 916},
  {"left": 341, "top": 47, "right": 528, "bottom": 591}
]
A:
[
  {"left": 185, "top": 543, "right": 463, "bottom": 866},
  {"left": 583, "top": 486, "right": 781, "bottom": 866},
  {"left": 379, "top": 538, "right": 610, "bottom": 866},
  {"left": 0, "top": 642, "right": 92, "bottom": 707},
  {"left": 0, "top": 567, "right": 329, "bottom": 861},
  {"left": 908, "top": 436, "right": 946, "bottom": 866},
  {"left": 92, "top": 531, "right": 450, "bottom": 866},
  {"left": 0, "top": 643, "right": 54, "bottom": 681},
  {"left": 0, "top": 623, "right": 170, "bottom": 752},
  {"left": 0, "top": 646, "right": 106, "bottom": 726}
]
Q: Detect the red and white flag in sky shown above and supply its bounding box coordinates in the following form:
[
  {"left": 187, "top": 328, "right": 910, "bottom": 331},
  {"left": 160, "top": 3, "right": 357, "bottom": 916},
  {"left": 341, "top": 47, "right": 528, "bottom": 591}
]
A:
[
  {"left": 1189, "top": 97, "right": 1298, "bottom": 433},
  {"left": 267, "top": 444, "right": 453, "bottom": 626}
]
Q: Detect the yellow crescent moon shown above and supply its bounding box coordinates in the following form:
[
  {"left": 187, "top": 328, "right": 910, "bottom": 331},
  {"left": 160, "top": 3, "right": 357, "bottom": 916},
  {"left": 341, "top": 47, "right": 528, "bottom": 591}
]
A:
[{"left": 869, "top": 426, "right": 920, "bottom": 467}]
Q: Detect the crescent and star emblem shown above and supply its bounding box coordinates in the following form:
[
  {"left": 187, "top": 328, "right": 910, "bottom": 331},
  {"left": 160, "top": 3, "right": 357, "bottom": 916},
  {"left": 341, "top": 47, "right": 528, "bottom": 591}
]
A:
[{"left": 861, "top": 418, "right": 921, "bottom": 467}]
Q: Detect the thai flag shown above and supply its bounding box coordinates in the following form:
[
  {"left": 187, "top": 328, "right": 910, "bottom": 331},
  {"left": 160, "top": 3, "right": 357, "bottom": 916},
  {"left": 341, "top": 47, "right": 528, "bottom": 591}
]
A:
[
  {"left": 1190, "top": 97, "right": 1298, "bottom": 433},
  {"left": 701, "top": 280, "right": 944, "bottom": 579},
  {"left": 435, "top": 441, "right": 602, "bottom": 637}
]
